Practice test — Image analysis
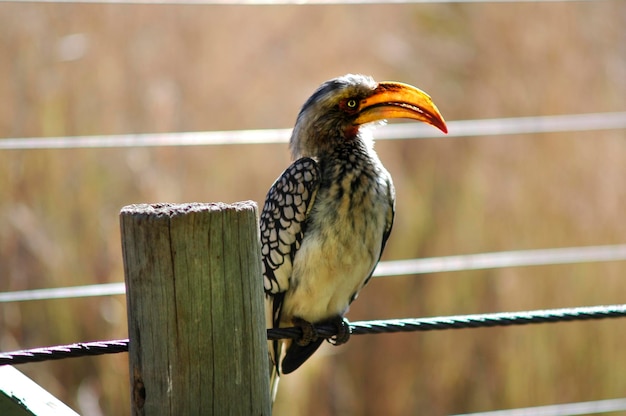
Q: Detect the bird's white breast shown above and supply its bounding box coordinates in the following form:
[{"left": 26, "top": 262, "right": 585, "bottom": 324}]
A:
[{"left": 279, "top": 159, "right": 392, "bottom": 325}]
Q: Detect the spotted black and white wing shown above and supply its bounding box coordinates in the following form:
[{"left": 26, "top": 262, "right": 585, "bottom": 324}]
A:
[{"left": 260, "top": 157, "right": 320, "bottom": 315}]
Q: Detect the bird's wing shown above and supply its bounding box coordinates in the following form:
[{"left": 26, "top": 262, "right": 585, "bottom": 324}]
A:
[
  {"left": 261, "top": 157, "right": 320, "bottom": 385},
  {"left": 260, "top": 157, "right": 320, "bottom": 319}
]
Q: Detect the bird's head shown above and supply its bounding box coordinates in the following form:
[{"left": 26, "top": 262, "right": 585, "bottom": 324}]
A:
[{"left": 290, "top": 74, "right": 447, "bottom": 159}]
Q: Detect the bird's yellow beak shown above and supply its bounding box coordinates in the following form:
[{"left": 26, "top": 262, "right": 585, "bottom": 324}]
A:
[{"left": 354, "top": 81, "right": 448, "bottom": 134}]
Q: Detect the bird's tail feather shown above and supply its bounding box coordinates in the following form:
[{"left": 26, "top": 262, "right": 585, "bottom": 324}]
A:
[
  {"left": 268, "top": 334, "right": 325, "bottom": 407},
  {"left": 281, "top": 337, "right": 325, "bottom": 374}
]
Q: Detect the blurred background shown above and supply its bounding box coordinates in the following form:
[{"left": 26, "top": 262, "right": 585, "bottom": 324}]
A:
[{"left": 1, "top": 1, "right": 625, "bottom": 415}]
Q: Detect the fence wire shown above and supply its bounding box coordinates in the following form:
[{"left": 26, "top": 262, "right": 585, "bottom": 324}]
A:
[
  {"left": 374, "top": 244, "right": 626, "bottom": 277},
  {"left": 266, "top": 304, "right": 626, "bottom": 340},
  {"left": 1, "top": 112, "right": 625, "bottom": 150},
  {"left": 2, "top": 304, "right": 625, "bottom": 366},
  {"left": 452, "top": 398, "right": 626, "bottom": 416},
  {"left": 1, "top": 244, "right": 625, "bottom": 303}
]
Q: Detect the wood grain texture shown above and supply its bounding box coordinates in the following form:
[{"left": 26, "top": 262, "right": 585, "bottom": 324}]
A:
[{"left": 120, "top": 202, "right": 270, "bottom": 416}]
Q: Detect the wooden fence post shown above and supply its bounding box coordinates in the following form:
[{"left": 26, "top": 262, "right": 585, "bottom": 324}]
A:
[{"left": 120, "top": 202, "right": 270, "bottom": 415}]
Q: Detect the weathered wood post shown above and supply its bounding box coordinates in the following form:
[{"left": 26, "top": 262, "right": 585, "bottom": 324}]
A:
[{"left": 120, "top": 202, "right": 270, "bottom": 415}]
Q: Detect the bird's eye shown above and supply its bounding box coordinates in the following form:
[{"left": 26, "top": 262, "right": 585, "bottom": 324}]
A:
[{"left": 346, "top": 99, "right": 358, "bottom": 109}]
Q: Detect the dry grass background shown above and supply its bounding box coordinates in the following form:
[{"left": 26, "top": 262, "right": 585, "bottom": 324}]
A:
[{"left": 0, "top": 1, "right": 625, "bottom": 415}]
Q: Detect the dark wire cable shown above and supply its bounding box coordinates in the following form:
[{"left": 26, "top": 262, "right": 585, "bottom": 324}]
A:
[
  {"left": 0, "top": 339, "right": 129, "bottom": 366},
  {"left": 266, "top": 304, "right": 626, "bottom": 340},
  {"left": 1, "top": 304, "right": 625, "bottom": 366}
]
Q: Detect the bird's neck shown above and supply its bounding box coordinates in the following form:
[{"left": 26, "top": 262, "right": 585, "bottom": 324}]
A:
[{"left": 292, "top": 128, "right": 376, "bottom": 163}]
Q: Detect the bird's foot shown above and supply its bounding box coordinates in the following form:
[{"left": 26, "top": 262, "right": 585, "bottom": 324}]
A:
[
  {"left": 292, "top": 317, "right": 319, "bottom": 346},
  {"left": 328, "top": 316, "right": 351, "bottom": 346}
]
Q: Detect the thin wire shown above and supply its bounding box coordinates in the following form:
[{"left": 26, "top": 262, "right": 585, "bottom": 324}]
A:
[
  {"left": 1, "top": 112, "right": 624, "bottom": 150},
  {"left": 0, "top": 282, "right": 126, "bottom": 303},
  {"left": 373, "top": 244, "right": 626, "bottom": 277},
  {"left": 0, "top": 0, "right": 609, "bottom": 5},
  {"left": 1, "top": 244, "right": 625, "bottom": 303},
  {"left": 1, "top": 304, "right": 624, "bottom": 366},
  {"left": 452, "top": 398, "right": 626, "bottom": 416}
]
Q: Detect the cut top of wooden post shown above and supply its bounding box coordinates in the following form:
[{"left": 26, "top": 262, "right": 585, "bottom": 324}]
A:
[{"left": 120, "top": 202, "right": 270, "bottom": 416}]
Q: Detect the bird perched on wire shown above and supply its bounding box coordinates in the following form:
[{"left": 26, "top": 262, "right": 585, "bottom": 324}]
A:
[{"left": 260, "top": 74, "right": 447, "bottom": 399}]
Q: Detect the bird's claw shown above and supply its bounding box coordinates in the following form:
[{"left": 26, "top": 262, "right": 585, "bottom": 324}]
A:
[
  {"left": 328, "top": 317, "right": 351, "bottom": 346},
  {"left": 292, "top": 317, "right": 319, "bottom": 346}
]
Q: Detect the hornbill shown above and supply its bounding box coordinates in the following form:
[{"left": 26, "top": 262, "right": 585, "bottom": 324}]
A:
[{"left": 260, "top": 74, "right": 447, "bottom": 399}]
